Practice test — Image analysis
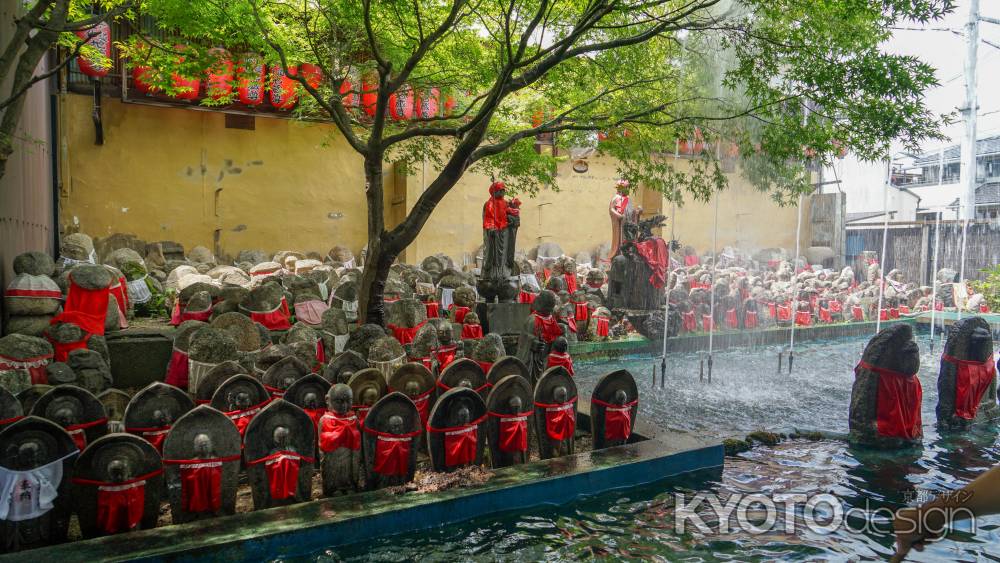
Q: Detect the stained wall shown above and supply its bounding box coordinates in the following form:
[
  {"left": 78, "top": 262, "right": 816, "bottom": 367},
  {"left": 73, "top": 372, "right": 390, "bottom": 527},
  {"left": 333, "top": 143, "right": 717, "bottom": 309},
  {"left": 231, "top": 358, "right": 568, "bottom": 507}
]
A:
[{"left": 60, "top": 95, "right": 808, "bottom": 264}]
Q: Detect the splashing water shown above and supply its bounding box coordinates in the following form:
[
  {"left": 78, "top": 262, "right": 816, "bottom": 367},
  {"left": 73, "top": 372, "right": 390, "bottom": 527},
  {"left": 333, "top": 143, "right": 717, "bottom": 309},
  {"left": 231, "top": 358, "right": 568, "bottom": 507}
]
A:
[{"left": 311, "top": 334, "right": 1000, "bottom": 562}]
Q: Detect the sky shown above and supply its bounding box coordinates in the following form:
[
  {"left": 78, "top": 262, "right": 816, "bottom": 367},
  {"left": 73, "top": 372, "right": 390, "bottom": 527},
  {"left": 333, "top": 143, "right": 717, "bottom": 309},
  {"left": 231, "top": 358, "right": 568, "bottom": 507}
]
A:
[{"left": 888, "top": 0, "right": 1000, "bottom": 150}]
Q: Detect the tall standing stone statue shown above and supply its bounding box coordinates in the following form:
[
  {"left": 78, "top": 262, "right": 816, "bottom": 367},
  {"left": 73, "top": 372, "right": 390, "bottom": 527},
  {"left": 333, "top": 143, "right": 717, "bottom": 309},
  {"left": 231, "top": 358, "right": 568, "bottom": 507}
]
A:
[
  {"left": 936, "top": 317, "right": 999, "bottom": 430},
  {"left": 478, "top": 181, "right": 519, "bottom": 303},
  {"left": 244, "top": 400, "right": 316, "bottom": 509},
  {"left": 161, "top": 405, "right": 241, "bottom": 523},
  {"left": 608, "top": 179, "right": 639, "bottom": 259},
  {"left": 590, "top": 370, "right": 639, "bottom": 449},
  {"left": 70, "top": 434, "right": 163, "bottom": 537},
  {"left": 426, "top": 387, "right": 487, "bottom": 472},
  {"left": 123, "top": 382, "right": 195, "bottom": 454},
  {"left": 848, "top": 324, "right": 923, "bottom": 449},
  {"left": 388, "top": 363, "right": 435, "bottom": 431},
  {"left": 362, "top": 392, "right": 421, "bottom": 490},
  {"left": 318, "top": 384, "right": 361, "bottom": 496},
  {"left": 515, "top": 290, "right": 564, "bottom": 386},
  {"left": 210, "top": 374, "right": 270, "bottom": 442},
  {"left": 31, "top": 385, "right": 108, "bottom": 452},
  {"left": 485, "top": 374, "right": 533, "bottom": 468},
  {"left": 533, "top": 366, "right": 578, "bottom": 459},
  {"left": 0, "top": 416, "right": 78, "bottom": 553},
  {"left": 284, "top": 374, "right": 331, "bottom": 434},
  {"left": 348, "top": 368, "right": 387, "bottom": 427}
]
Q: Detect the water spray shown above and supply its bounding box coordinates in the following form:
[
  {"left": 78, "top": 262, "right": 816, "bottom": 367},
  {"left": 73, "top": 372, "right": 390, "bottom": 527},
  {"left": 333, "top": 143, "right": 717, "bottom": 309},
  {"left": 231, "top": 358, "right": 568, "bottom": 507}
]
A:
[
  {"left": 957, "top": 217, "right": 969, "bottom": 321},
  {"left": 874, "top": 156, "right": 891, "bottom": 335},
  {"left": 787, "top": 192, "right": 804, "bottom": 374},
  {"left": 706, "top": 190, "right": 719, "bottom": 383},
  {"left": 929, "top": 210, "right": 941, "bottom": 353},
  {"left": 659, "top": 195, "right": 678, "bottom": 388}
]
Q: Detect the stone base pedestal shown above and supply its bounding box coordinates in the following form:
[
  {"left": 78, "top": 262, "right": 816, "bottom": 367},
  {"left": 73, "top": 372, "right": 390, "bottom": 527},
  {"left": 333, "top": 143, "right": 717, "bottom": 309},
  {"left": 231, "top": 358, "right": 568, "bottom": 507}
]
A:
[{"left": 486, "top": 302, "right": 531, "bottom": 336}]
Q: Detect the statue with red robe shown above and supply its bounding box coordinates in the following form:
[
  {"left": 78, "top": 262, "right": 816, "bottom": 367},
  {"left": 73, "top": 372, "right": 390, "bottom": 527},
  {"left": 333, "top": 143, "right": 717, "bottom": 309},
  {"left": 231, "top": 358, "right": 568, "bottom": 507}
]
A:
[
  {"left": 480, "top": 181, "right": 519, "bottom": 302},
  {"left": 609, "top": 179, "right": 641, "bottom": 259}
]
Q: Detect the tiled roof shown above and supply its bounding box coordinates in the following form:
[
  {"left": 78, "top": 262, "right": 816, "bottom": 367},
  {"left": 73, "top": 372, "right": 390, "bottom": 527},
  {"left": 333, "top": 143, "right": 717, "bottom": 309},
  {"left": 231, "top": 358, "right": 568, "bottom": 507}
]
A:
[
  {"left": 942, "top": 182, "right": 1000, "bottom": 209},
  {"left": 913, "top": 135, "right": 1000, "bottom": 165}
]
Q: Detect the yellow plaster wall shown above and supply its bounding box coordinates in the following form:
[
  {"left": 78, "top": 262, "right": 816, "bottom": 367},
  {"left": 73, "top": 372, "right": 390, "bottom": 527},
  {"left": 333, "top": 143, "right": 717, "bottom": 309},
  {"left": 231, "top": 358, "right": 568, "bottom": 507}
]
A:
[
  {"left": 61, "top": 95, "right": 370, "bottom": 258},
  {"left": 665, "top": 158, "right": 808, "bottom": 255},
  {"left": 61, "top": 95, "right": 806, "bottom": 263}
]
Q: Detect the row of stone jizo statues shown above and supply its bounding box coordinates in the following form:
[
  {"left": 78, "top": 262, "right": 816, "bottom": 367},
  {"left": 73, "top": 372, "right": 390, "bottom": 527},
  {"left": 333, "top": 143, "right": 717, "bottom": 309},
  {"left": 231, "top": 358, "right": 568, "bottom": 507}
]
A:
[
  {"left": 849, "top": 316, "right": 999, "bottom": 449},
  {"left": 0, "top": 351, "right": 639, "bottom": 553}
]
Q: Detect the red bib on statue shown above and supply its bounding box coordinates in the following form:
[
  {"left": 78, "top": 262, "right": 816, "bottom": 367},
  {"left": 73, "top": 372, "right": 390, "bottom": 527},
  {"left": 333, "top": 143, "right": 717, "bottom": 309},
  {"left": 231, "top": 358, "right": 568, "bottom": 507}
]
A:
[
  {"left": 492, "top": 411, "right": 530, "bottom": 453},
  {"left": 944, "top": 355, "right": 996, "bottom": 420},
  {"left": 538, "top": 399, "right": 576, "bottom": 441},
  {"left": 461, "top": 324, "right": 483, "bottom": 339},
  {"left": 319, "top": 413, "right": 361, "bottom": 452},
  {"left": 249, "top": 298, "right": 292, "bottom": 330},
  {"left": 860, "top": 362, "right": 922, "bottom": 440},
  {"left": 546, "top": 352, "right": 575, "bottom": 376},
  {"left": 449, "top": 305, "right": 470, "bottom": 324},
  {"left": 533, "top": 313, "right": 562, "bottom": 343},
  {"left": 247, "top": 451, "right": 312, "bottom": 500},
  {"left": 593, "top": 398, "right": 637, "bottom": 441},
  {"left": 371, "top": 432, "right": 416, "bottom": 476}
]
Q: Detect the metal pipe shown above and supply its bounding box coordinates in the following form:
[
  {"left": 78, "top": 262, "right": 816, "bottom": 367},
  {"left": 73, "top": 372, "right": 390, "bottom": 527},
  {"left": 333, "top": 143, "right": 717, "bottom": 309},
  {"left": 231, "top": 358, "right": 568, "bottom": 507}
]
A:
[
  {"left": 875, "top": 156, "right": 892, "bottom": 334},
  {"left": 659, "top": 192, "right": 677, "bottom": 387},
  {"left": 958, "top": 217, "right": 969, "bottom": 320}
]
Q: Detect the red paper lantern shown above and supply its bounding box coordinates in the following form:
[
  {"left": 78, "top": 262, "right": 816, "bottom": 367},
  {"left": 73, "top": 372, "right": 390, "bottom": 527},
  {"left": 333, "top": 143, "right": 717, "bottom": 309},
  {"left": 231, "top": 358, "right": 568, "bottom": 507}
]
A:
[
  {"left": 76, "top": 22, "right": 112, "bottom": 78},
  {"left": 237, "top": 54, "right": 266, "bottom": 106},
  {"left": 298, "top": 63, "right": 323, "bottom": 89},
  {"left": 361, "top": 77, "right": 378, "bottom": 117},
  {"left": 269, "top": 65, "right": 299, "bottom": 110},
  {"left": 389, "top": 86, "right": 414, "bottom": 120},
  {"left": 132, "top": 66, "right": 158, "bottom": 94},
  {"left": 443, "top": 93, "right": 456, "bottom": 116},
  {"left": 170, "top": 46, "right": 201, "bottom": 101},
  {"left": 531, "top": 109, "right": 545, "bottom": 128},
  {"left": 205, "top": 48, "right": 234, "bottom": 100},
  {"left": 416, "top": 87, "right": 440, "bottom": 119}
]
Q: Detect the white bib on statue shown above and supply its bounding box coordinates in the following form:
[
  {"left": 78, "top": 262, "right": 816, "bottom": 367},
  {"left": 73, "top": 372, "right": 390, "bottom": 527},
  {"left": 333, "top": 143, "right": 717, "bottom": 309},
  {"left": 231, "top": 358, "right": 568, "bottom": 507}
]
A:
[{"left": 0, "top": 452, "right": 76, "bottom": 522}]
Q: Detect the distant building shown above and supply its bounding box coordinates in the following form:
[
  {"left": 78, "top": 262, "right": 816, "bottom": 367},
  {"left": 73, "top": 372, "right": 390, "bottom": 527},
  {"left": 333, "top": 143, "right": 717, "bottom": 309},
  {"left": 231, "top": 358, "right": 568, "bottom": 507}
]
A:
[
  {"left": 896, "top": 134, "right": 1000, "bottom": 220},
  {"left": 824, "top": 134, "right": 1000, "bottom": 223}
]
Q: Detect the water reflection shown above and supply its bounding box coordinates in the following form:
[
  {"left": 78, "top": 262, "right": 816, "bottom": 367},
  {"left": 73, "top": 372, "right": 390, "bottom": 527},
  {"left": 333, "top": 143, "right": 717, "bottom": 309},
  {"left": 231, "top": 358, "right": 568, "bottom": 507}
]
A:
[{"left": 317, "top": 335, "right": 1000, "bottom": 562}]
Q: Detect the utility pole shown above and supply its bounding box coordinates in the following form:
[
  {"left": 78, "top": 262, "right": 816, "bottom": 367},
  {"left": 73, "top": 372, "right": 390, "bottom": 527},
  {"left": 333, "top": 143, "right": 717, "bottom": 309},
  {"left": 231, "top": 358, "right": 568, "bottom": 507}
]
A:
[{"left": 961, "top": 0, "right": 980, "bottom": 221}]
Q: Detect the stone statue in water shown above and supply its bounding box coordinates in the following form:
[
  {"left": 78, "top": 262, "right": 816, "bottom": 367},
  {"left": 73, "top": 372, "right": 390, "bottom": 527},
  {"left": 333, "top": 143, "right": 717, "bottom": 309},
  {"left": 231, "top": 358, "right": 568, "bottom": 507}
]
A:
[{"left": 479, "top": 181, "right": 519, "bottom": 303}]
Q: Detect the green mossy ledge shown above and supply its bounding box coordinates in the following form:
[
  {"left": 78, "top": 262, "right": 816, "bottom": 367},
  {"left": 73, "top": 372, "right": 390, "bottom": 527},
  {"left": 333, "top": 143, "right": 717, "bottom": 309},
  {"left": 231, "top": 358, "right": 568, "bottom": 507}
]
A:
[{"left": 14, "top": 404, "right": 722, "bottom": 562}]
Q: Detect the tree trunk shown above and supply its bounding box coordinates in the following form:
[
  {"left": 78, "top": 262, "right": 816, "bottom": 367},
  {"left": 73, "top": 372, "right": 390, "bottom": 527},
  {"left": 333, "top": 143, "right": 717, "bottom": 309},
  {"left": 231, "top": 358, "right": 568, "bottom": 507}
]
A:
[
  {"left": 357, "top": 157, "right": 398, "bottom": 326},
  {"left": 358, "top": 240, "right": 399, "bottom": 326}
]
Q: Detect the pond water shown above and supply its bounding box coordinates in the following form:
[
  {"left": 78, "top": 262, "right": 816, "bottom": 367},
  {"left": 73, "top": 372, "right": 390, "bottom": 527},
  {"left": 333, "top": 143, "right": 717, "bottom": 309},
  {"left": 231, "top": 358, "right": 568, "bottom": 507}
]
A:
[{"left": 316, "top": 334, "right": 1000, "bottom": 561}]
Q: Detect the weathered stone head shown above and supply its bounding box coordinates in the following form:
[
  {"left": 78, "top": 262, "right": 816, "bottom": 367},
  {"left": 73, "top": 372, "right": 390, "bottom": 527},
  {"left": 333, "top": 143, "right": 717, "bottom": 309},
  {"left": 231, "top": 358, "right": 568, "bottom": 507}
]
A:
[
  {"left": 327, "top": 383, "right": 353, "bottom": 414},
  {"left": 533, "top": 290, "right": 557, "bottom": 316},
  {"left": 388, "top": 415, "right": 404, "bottom": 434},
  {"left": 454, "top": 286, "right": 477, "bottom": 308}
]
